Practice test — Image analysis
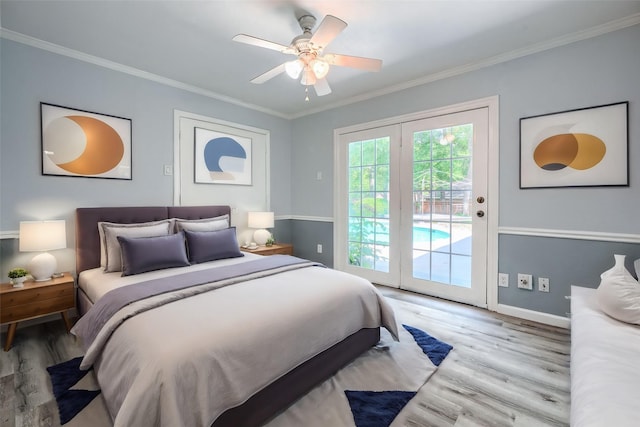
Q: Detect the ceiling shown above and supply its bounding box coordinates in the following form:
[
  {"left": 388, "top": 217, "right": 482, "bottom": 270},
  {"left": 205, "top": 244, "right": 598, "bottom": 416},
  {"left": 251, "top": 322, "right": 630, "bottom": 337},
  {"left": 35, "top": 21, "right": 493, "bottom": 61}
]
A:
[{"left": 1, "top": 1, "right": 639, "bottom": 119}]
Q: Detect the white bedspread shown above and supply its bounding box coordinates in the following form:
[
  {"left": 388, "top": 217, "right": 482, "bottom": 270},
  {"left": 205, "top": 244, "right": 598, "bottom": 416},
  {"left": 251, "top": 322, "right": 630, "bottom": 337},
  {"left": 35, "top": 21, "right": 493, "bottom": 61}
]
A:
[
  {"left": 570, "top": 285, "right": 640, "bottom": 426},
  {"left": 80, "top": 259, "right": 397, "bottom": 427}
]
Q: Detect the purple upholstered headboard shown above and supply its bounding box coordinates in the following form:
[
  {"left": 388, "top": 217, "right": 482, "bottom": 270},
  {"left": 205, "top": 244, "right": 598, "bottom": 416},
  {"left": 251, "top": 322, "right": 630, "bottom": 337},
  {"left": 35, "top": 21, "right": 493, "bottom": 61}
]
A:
[{"left": 75, "top": 205, "right": 231, "bottom": 274}]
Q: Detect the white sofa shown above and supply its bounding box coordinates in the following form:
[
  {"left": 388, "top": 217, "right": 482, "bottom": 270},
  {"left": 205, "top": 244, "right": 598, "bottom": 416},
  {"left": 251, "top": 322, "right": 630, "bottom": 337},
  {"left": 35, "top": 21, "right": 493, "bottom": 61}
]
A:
[{"left": 570, "top": 285, "right": 640, "bottom": 426}]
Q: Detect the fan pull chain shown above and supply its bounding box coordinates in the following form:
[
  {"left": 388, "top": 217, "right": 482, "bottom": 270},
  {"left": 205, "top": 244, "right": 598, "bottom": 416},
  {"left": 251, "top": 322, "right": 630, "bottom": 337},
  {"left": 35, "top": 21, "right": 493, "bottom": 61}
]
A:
[{"left": 305, "top": 87, "right": 310, "bottom": 102}]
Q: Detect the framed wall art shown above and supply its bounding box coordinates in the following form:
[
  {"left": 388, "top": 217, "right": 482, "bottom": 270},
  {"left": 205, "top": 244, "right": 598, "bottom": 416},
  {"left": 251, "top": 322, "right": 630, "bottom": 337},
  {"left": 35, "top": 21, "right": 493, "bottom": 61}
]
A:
[
  {"left": 194, "top": 127, "right": 252, "bottom": 185},
  {"left": 520, "top": 101, "right": 628, "bottom": 189},
  {"left": 41, "top": 103, "right": 132, "bottom": 179}
]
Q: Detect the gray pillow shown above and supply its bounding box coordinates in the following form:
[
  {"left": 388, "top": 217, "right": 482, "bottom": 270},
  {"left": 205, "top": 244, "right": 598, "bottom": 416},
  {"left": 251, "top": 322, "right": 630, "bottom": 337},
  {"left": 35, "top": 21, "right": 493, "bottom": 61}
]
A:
[
  {"left": 174, "top": 214, "right": 229, "bottom": 232},
  {"left": 184, "top": 227, "right": 244, "bottom": 264},
  {"left": 101, "top": 220, "right": 173, "bottom": 272},
  {"left": 118, "top": 232, "right": 190, "bottom": 276}
]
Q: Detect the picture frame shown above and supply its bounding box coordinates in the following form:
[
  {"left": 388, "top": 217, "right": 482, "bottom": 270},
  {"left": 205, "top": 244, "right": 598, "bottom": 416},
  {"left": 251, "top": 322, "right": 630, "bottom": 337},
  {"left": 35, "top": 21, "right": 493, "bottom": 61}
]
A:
[
  {"left": 519, "top": 101, "right": 628, "bottom": 189},
  {"left": 41, "top": 103, "right": 132, "bottom": 180},
  {"left": 194, "top": 127, "right": 252, "bottom": 185}
]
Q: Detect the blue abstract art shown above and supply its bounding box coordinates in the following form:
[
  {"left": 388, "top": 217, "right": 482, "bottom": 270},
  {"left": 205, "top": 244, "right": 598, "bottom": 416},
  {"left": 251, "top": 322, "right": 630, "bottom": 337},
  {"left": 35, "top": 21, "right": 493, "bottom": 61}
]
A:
[{"left": 194, "top": 127, "right": 252, "bottom": 185}]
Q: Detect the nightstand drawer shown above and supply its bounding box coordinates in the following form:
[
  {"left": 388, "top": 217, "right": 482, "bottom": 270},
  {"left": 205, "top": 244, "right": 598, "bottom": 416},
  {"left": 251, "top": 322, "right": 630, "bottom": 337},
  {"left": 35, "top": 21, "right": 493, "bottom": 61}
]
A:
[
  {"left": 262, "top": 246, "right": 293, "bottom": 255},
  {"left": 241, "top": 243, "right": 293, "bottom": 256},
  {"left": 1, "top": 282, "right": 74, "bottom": 307},
  {"left": 1, "top": 295, "right": 75, "bottom": 323}
]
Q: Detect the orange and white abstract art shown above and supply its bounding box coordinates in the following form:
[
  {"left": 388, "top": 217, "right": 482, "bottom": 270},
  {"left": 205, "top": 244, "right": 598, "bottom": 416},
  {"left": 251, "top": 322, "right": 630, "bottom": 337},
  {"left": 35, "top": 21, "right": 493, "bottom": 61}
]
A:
[
  {"left": 41, "top": 103, "right": 132, "bottom": 179},
  {"left": 520, "top": 101, "right": 628, "bottom": 188}
]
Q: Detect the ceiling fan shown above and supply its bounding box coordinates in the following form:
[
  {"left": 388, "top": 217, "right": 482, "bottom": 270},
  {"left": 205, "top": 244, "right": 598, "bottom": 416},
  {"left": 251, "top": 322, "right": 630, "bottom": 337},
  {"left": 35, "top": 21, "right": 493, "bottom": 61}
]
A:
[{"left": 233, "top": 14, "right": 382, "bottom": 97}]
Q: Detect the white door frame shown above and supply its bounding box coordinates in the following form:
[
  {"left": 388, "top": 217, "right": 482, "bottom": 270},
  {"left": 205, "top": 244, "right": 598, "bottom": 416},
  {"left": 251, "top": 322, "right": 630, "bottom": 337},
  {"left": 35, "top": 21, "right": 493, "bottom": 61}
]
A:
[{"left": 334, "top": 96, "right": 499, "bottom": 310}]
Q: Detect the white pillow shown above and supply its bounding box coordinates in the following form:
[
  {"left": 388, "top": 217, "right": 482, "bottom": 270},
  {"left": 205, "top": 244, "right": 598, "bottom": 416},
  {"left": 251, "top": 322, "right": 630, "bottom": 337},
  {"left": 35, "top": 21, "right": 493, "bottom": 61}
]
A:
[
  {"left": 597, "top": 256, "right": 640, "bottom": 325},
  {"left": 99, "top": 220, "right": 173, "bottom": 272},
  {"left": 173, "top": 215, "right": 229, "bottom": 232}
]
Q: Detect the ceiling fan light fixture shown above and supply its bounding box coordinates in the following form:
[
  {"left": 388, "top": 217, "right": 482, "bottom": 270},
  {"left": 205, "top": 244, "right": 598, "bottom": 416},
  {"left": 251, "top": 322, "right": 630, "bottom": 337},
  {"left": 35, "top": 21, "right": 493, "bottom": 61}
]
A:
[
  {"left": 300, "top": 66, "right": 317, "bottom": 86},
  {"left": 285, "top": 59, "right": 304, "bottom": 79},
  {"left": 310, "top": 59, "right": 329, "bottom": 79}
]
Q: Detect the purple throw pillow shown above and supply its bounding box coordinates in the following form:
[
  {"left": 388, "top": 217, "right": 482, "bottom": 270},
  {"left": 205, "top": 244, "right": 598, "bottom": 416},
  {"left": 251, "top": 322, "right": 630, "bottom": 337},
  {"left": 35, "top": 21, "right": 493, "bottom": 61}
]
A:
[
  {"left": 118, "top": 231, "right": 190, "bottom": 276},
  {"left": 184, "top": 227, "right": 244, "bottom": 264}
]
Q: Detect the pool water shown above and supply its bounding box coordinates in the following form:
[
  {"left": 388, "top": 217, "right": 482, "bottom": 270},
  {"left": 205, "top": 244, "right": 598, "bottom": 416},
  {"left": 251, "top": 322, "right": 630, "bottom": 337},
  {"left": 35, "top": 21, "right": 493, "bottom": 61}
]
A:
[
  {"left": 364, "top": 225, "right": 450, "bottom": 244},
  {"left": 413, "top": 226, "right": 450, "bottom": 242}
]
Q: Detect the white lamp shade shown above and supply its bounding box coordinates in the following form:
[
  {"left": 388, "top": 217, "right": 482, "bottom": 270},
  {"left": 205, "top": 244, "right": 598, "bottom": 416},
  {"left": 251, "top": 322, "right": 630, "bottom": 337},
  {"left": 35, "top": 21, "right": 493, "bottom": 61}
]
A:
[
  {"left": 285, "top": 59, "right": 304, "bottom": 79},
  {"left": 300, "top": 67, "right": 317, "bottom": 86},
  {"left": 247, "top": 212, "right": 274, "bottom": 229},
  {"left": 19, "top": 220, "right": 66, "bottom": 281},
  {"left": 311, "top": 59, "right": 329, "bottom": 79},
  {"left": 19, "top": 220, "right": 66, "bottom": 252}
]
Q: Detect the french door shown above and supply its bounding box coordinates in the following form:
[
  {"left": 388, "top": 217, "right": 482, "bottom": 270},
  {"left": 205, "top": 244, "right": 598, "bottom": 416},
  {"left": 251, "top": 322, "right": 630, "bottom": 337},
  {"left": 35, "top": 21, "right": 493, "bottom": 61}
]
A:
[{"left": 335, "top": 105, "right": 491, "bottom": 307}]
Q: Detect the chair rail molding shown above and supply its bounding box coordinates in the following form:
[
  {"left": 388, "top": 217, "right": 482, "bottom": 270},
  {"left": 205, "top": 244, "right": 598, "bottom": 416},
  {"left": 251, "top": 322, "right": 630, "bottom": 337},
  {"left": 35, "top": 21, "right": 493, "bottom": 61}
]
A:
[{"left": 499, "top": 227, "right": 640, "bottom": 244}]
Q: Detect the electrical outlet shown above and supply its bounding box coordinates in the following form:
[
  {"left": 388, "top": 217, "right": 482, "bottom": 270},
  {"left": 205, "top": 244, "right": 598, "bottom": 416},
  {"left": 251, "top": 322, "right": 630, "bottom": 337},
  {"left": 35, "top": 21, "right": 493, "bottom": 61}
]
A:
[
  {"left": 517, "top": 273, "right": 533, "bottom": 290},
  {"left": 317, "top": 244, "right": 323, "bottom": 253},
  {"left": 538, "top": 277, "right": 550, "bottom": 292},
  {"left": 498, "top": 273, "right": 509, "bottom": 287}
]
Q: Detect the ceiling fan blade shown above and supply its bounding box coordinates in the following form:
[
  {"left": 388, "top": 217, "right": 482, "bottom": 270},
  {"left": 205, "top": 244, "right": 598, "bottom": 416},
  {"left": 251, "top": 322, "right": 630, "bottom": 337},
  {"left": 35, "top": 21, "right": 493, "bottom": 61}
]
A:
[
  {"left": 250, "top": 63, "right": 287, "bottom": 84},
  {"left": 314, "top": 78, "right": 332, "bottom": 96},
  {"left": 323, "top": 53, "right": 382, "bottom": 72},
  {"left": 309, "top": 15, "right": 347, "bottom": 51},
  {"left": 233, "top": 34, "right": 293, "bottom": 53}
]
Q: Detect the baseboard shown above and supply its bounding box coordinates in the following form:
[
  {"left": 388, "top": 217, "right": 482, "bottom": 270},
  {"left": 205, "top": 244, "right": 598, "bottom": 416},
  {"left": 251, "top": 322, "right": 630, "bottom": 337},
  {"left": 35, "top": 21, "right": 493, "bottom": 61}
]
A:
[{"left": 496, "top": 303, "right": 570, "bottom": 329}]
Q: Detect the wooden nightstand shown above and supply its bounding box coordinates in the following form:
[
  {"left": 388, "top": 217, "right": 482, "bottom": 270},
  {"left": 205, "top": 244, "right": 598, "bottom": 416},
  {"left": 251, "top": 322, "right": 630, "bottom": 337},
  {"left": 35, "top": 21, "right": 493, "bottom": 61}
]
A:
[
  {"left": 241, "top": 243, "right": 293, "bottom": 256},
  {"left": 1, "top": 272, "right": 75, "bottom": 351}
]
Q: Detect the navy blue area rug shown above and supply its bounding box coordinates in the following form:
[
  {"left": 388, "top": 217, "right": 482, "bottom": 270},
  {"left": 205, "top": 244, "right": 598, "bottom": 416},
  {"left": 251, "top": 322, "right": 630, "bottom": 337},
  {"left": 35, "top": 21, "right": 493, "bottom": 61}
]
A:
[
  {"left": 340, "top": 325, "right": 453, "bottom": 427},
  {"left": 345, "top": 390, "right": 418, "bottom": 427},
  {"left": 48, "top": 324, "right": 452, "bottom": 427},
  {"left": 46, "top": 357, "right": 100, "bottom": 425},
  {"left": 402, "top": 324, "right": 453, "bottom": 366}
]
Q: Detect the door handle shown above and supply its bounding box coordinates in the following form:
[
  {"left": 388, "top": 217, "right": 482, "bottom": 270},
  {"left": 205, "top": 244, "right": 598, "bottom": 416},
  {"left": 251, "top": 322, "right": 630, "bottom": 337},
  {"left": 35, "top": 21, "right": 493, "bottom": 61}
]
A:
[{"left": 476, "top": 210, "right": 485, "bottom": 218}]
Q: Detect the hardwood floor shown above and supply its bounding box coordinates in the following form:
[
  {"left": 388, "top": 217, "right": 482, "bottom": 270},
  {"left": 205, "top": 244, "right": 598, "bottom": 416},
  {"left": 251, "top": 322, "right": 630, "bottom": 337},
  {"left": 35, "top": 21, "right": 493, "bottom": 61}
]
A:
[
  {"left": 0, "top": 287, "right": 570, "bottom": 427},
  {"left": 378, "top": 286, "right": 570, "bottom": 427}
]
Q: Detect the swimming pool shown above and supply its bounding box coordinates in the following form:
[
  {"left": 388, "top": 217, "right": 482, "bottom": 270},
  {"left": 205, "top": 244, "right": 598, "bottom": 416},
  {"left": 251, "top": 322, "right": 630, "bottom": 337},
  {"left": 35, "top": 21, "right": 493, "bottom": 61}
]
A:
[
  {"left": 412, "top": 226, "right": 450, "bottom": 242},
  {"left": 350, "top": 222, "right": 450, "bottom": 244}
]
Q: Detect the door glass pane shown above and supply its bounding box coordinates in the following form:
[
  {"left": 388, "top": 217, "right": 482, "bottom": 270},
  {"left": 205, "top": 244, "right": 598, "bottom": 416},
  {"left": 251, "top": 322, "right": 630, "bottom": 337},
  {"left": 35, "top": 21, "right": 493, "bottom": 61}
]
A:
[
  {"left": 412, "top": 125, "right": 472, "bottom": 286},
  {"left": 348, "top": 137, "right": 390, "bottom": 272}
]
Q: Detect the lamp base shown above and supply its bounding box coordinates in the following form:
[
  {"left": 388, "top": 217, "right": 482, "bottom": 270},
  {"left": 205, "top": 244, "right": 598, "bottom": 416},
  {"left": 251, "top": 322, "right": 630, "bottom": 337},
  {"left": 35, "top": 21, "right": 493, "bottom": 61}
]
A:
[
  {"left": 253, "top": 229, "right": 271, "bottom": 246},
  {"left": 27, "top": 252, "right": 57, "bottom": 282}
]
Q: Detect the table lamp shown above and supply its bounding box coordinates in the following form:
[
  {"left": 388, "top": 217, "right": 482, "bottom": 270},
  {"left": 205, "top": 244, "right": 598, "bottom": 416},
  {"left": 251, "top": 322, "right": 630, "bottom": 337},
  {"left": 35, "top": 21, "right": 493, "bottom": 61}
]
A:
[
  {"left": 19, "top": 220, "right": 66, "bottom": 281},
  {"left": 247, "top": 211, "right": 274, "bottom": 246}
]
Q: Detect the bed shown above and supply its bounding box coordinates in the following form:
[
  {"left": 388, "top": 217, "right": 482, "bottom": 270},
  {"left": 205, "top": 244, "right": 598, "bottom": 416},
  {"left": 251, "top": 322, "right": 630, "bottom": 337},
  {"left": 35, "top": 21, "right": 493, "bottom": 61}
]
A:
[
  {"left": 72, "top": 205, "right": 397, "bottom": 427},
  {"left": 570, "top": 285, "right": 640, "bottom": 426}
]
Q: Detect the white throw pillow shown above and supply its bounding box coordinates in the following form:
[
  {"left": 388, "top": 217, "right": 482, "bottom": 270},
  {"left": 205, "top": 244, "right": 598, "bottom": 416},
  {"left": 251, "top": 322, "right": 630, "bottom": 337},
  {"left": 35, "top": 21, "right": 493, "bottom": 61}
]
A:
[
  {"left": 99, "top": 220, "right": 173, "bottom": 272},
  {"left": 597, "top": 254, "right": 640, "bottom": 325}
]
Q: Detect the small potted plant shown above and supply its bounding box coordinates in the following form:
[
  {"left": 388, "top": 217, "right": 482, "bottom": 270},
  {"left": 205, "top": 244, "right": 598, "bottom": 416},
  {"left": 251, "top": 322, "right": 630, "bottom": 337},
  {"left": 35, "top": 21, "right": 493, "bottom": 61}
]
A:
[
  {"left": 266, "top": 236, "right": 276, "bottom": 247},
  {"left": 8, "top": 268, "right": 29, "bottom": 288}
]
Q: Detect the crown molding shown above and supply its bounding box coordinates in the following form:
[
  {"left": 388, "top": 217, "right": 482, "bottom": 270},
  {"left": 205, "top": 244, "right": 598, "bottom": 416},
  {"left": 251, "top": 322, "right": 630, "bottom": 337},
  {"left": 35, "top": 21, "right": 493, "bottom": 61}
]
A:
[{"left": 0, "top": 28, "right": 289, "bottom": 120}]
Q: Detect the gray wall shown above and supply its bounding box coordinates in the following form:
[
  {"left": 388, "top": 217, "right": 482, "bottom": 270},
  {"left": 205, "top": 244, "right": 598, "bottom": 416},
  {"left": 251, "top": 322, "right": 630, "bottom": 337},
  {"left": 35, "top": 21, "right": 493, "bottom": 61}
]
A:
[
  {"left": 289, "top": 25, "right": 640, "bottom": 316},
  {"left": 0, "top": 39, "right": 292, "bottom": 276}
]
